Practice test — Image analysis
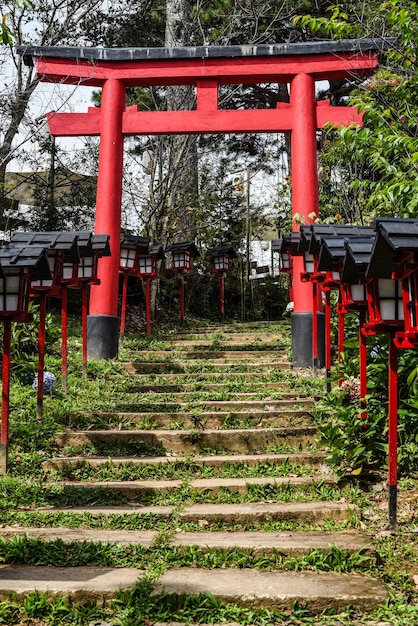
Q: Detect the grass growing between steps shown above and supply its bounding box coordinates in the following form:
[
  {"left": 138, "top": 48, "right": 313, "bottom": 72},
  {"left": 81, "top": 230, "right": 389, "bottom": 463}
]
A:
[
  {"left": 45, "top": 459, "right": 318, "bottom": 481},
  {"left": 0, "top": 535, "right": 376, "bottom": 573}
]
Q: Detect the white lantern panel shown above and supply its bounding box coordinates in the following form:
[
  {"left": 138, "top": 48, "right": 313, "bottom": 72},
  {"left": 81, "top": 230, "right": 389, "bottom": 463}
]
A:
[
  {"left": 120, "top": 248, "right": 137, "bottom": 268},
  {"left": 62, "top": 263, "right": 74, "bottom": 280},
  {"left": 332, "top": 271, "right": 340, "bottom": 281},
  {"left": 304, "top": 253, "right": 314, "bottom": 274},
  {"left": 378, "top": 279, "right": 404, "bottom": 321},
  {"left": 0, "top": 275, "right": 25, "bottom": 312},
  {"left": 78, "top": 257, "right": 94, "bottom": 278},
  {"left": 351, "top": 284, "right": 367, "bottom": 302},
  {"left": 139, "top": 257, "right": 153, "bottom": 274},
  {"left": 280, "top": 253, "right": 290, "bottom": 270},
  {"left": 214, "top": 255, "right": 229, "bottom": 271}
]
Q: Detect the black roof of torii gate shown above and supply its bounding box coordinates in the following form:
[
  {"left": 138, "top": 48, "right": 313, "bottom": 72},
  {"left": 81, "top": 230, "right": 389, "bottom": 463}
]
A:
[{"left": 18, "top": 39, "right": 393, "bottom": 65}]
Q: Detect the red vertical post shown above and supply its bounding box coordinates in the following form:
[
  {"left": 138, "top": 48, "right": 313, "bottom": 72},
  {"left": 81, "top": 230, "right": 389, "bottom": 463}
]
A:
[
  {"left": 61, "top": 285, "right": 68, "bottom": 393},
  {"left": 1, "top": 319, "right": 12, "bottom": 474},
  {"left": 325, "top": 290, "right": 331, "bottom": 391},
  {"left": 81, "top": 283, "right": 88, "bottom": 378},
  {"left": 388, "top": 332, "right": 398, "bottom": 528},
  {"left": 180, "top": 275, "right": 185, "bottom": 323},
  {"left": 312, "top": 281, "right": 318, "bottom": 372},
  {"left": 145, "top": 277, "right": 151, "bottom": 337},
  {"left": 120, "top": 272, "right": 128, "bottom": 341},
  {"left": 290, "top": 73, "right": 320, "bottom": 368},
  {"left": 37, "top": 293, "right": 47, "bottom": 420},
  {"left": 88, "top": 78, "right": 125, "bottom": 359},
  {"left": 359, "top": 310, "right": 367, "bottom": 421},
  {"left": 338, "top": 308, "right": 345, "bottom": 387},
  {"left": 220, "top": 272, "right": 225, "bottom": 322}
]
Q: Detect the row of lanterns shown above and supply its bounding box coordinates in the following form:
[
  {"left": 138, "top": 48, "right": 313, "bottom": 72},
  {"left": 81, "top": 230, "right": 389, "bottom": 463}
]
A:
[
  {"left": 119, "top": 239, "right": 236, "bottom": 331},
  {"left": 276, "top": 218, "right": 418, "bottom": 527},
  {"left": 0, "top": 231, "right": 237, "bottom": 473},
  {"left": 0, "top": 231, "right": 111, "bottom": 473}
]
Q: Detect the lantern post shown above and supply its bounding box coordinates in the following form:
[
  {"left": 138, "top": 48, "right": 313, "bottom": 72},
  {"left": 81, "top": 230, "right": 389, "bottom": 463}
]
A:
[
  {"left": 207, "top": 246, "right": 236, "bottom": 322},
  {"left": 316, "top": 226, "right": 374, "bottom": 390},
  {"left": 11, "top": 232, "right": 80, "bottom": 417},
  {"left": 119, "top": 234, "right": 150, "bottom": 342},
  {"left": 137, "top": 244, "right": 164, "bottom": 337},
  {"left": 166, "top": 242, "right": 199, "bottom": 325},
  {"left": 0, "top": 245, "right": 51, "bottom": 473}
]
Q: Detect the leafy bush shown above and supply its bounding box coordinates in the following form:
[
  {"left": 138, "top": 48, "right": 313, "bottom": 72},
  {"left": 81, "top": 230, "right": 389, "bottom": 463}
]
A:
[{"left": 318, "top": 331, "right": 418, "bottom": 478}]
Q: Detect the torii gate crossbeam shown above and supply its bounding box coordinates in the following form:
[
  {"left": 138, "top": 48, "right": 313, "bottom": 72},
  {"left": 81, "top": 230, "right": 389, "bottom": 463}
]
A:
[{"left": 17, "top": 40, "right": 390, "bottom": 363}]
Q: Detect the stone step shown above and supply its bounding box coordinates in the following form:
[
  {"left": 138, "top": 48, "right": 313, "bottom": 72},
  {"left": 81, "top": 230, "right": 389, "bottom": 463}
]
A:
[
  {"left": 55, "top": 426, "right": 318, "bottom": 453},
  {"left": 82, "top": 410, "right": 312, "bottom": 429},
  {"left": 123, "top": 361, "right": 291, "bottom": 374},
  {"left": 56, "top": 475, "right": 335, "bottom": 498},
  {"left": 135, "top": 350, "right": 285, "bottom": 359},
  {"left": 93, "top": 399, "right": 313, "bottom": 412},
  {"left": 1, "top": 527, "right": 372, "bottom": 556},
  {"left": 31, "top": 500, "right": 354, "bottom": 524},
  {"left": 0, "top": 566, "right": 385, "bottom": 610},
  {"left": 152, "top": 568, "right": 387, "bottom": 612},
  {"left": 129, "top": 372, "right": 299, "bottom": 382},
  {"left": 121, "top": 391, "right": 310, "bottom": 401},
  {"left": 43, "top": 451, "right": 326, "bottom": 471},
  {"left": 0, "top": 565, "right": 142, "bottom": 601},
  {"left": 133, "top": 383, "right": 296, "bottom": 392}
]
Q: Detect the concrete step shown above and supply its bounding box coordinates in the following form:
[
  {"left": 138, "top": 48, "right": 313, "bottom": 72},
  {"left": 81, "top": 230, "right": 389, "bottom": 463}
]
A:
[
  {"left": 31, "top": 500, "right": 355, "bottom": 524},
  {"left": 153, "top": 568, "right": 387, "bottom": 612},
  {"left": 92, "top": 399, "right": 313, "bottom": 412},
  {"left": 43, "top": 451, "right": 326, "bottom": 471},
  {"left": 80, "top": 410, "right": 312, "bottom": 429},
  {"left": 1, "top": 527, "right": 372, "bottom": 556},
  {"left": 0, "top": 566, "right": 385, "bottom": 610},
  {"left": 128, "top": 372, "right": 300, "bottom": 383},
  {"left": 135, "top": 350, "right": 286, "bottom": 359},
  {"left": 55, "top": 426, "right": 318, "bottom": 453},
  {"left": 132, "top": 383, "right": 297, "bottom": 392},
  {"left": 123, "top": 361, "right": 291, "bottom": 374},
  {"left": 56, "top": 475, "right": 335, "bottom": 498},
  {"left": 0, "top": 565, "right": 142, "bottom": 601}
]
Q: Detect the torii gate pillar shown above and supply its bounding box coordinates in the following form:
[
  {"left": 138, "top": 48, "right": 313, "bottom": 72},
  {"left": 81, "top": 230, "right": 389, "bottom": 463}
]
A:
[
  {"left": 17, "top": 40, "right": 388, "bottom": 362},
  {"left": 290, "top": 72, "right": 324, "bottom": 367},
  {"left": 87, "top": 78, "right": 125, "bottom": 360}
]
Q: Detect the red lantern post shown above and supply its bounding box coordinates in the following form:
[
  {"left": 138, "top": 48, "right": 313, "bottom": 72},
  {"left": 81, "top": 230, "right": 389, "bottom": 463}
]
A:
[
  {"left": 0, "top": 245, "right": 51, "bottom": 473},
  {"left": 166, "top": 242, "right": 199, "bottom": 324},
  {"left": 207, "top": 246, "right": 236, "bottom": 322},
  {"left": 119, "top": 234, "right": 150, "bottom": 342},
  {"left": 137, "top": 244, "right": 165, "bottom": 337}
]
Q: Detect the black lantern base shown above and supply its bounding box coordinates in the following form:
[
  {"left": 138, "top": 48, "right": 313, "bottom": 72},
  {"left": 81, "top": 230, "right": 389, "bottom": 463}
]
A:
[
  {"left": 291, "top": 312, "right": 325, "bottom": 369},
  {"left": 87, "top": 314, "right": 119, "bottom": 360}
]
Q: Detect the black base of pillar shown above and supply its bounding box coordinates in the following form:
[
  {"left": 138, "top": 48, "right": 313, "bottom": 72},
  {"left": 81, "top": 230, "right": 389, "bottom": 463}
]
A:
[
  {"left": 291, "top": 312, "right": 325, "bottom": 369},
  {"left": 87, "top": 314, "right": 120, "bottom": 360}
]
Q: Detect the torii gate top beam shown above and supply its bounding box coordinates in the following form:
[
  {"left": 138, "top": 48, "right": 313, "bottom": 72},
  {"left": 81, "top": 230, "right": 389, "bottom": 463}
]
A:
[{"left": 18, "top": 39, "right": 390, "bottom": 87}]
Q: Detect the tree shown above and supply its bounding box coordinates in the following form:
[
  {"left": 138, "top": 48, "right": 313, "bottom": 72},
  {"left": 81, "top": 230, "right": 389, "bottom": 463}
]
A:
[
  {"left": 0, "top": 0, "right": 109, "bottom": 230},
  {"left": 295, "top": 1, "right": 418, "bottom": 221}
]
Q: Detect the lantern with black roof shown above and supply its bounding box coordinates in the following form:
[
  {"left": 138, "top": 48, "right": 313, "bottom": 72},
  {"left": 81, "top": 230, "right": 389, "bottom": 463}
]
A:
[
  {"left": 76, "top": 233, "right": 111, "bottom": 376},
  {"left": 207, "top": 245, "right": 236, "bottom": 322},
  {"left": 364, "top": 217, "right": 418, "bottom": 528},
  {"left": 272, "top": 235, "right": 293, "bottom": 303},
  {"left": 166, "top": 242, "right": 199, "bottom": 323},
  {"left": 0, "top": 244, "right": 51, "bottom": 474},
  {"left": 137, "top": 244, "right": 165, "bottom": 337},
  {"left": 119, "top": 234, "right": 150, "bottom": 341},
  {"left": 318, "top": 228, "right": 374, "bottom": 390},
  {"left": 10, "top": 231, "right": 80, "bottom": 417}
]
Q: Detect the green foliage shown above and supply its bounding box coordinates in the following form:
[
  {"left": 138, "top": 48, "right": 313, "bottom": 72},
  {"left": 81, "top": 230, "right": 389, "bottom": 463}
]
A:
[{"left": 295, "top": 1, "right": 418, "bottom": 222}]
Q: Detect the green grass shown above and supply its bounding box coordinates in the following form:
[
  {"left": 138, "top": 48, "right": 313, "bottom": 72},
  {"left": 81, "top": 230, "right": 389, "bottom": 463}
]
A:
[{"left": 2, "top": 314, "right": 418, "bottom": 624}]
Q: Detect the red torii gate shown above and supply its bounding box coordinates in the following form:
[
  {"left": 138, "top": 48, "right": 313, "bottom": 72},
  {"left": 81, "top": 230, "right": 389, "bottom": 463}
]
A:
[{"left": 18, "top": 40, "right": 387, "bottom": 362}]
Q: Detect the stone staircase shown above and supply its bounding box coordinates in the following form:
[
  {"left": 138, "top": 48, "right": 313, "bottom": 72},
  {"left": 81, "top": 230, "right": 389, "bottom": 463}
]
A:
[{"left": 0, "top": 321, "right": 388, "bottom": 621}]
